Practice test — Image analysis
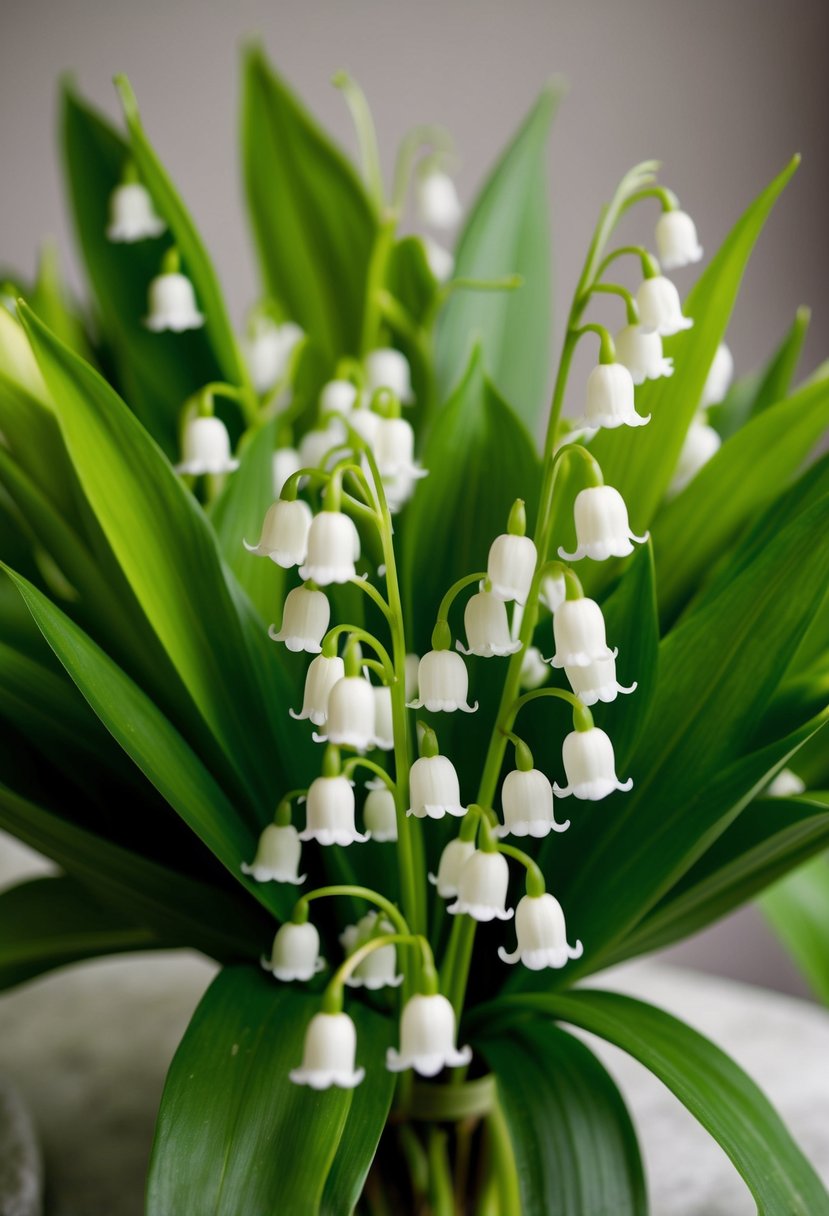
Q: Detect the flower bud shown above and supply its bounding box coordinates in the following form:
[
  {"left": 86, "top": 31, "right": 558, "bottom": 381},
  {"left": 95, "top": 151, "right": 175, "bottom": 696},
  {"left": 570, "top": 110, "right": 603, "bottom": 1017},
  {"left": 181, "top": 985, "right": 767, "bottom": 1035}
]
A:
[
  {"left": 273, "top": 447, "right": 302, "bottom": 497},
  {"left": 554, "top": 727, "right": 633, "bottom": 801},
  {"left": 290, "top": 1012, "right": 364, "bottom": 1089},
  {"left": 269, "top": 585, "right": 330, "bottom": 653},
  {"left": 668, "top": 418, "right": 722, "bottom": 498},
  {"left": 422, "top": 235, "right": 454, "bottom": 282},
  {"left": 386, "top": 993, "right": 472, "bottom": 1077},
  {"left": 340, "top": 913, "right": 402, "bottom": 989},
  {"left": 550, "top": 598, "right": 614, "bottom": 668},
  {"left": 243, "top": 319, "right": 303, "bottom": 394},
  {"left": 495, "top": 768, "right": 569, "bottom": 838},
  {"left": 614, "top": 324, "right": 673, "bottom": 385},
  {"left": 363, "top": 787, "right": 398, "bottom": 841},
  {"left": 655, "top": 209, "right": 703, "bottom": 271},
  {"left": 558, "top": 485, "right": 648, "bottom": 562},
  {"left": 144, "top": 272, "right": 204, "bottom": 332},
  {"left": 371, "top": 685, "right": 394, "bottom": 751},
  {"left": 407, "top": 650, "right": 477, "bottom": 713},
  {"left": 565, "top": 656, "right": 636, "bottom": 706},
  {"left": 429, "top": 838, "right": 476, "bottom": 897},
  {"left": 584, "top": 362, "right": 650, "bottom": 429},
  {"left": 262, "top": 920, "right": 325, "bottom": 981},
  {"left": 313, "top": 676, "right": 376, "bottom": 752},
  {"left": 106, "top": 182, "right": 165, "bottom": 243},
  {"left": 416, "top": 169, "right": 463, "bottom": 229},
  {"left": 299, "top": 775, "right": 369, "bottom": 845},
  {"left": 498, "top": 893, "right": 583, "bottom": 970},
  {"left": 175, "top": 416, "right": 239, "bottom": 476},
  {"left": 487, "top": 533, "right": 537, "bottom": 604},
  {"left": 408, "top": 755, "right": 465, "bottom": 819},
  {"left": 320, "top": 378, "right": 360, "bottom": 416},
  {"left": 700, "top": 343, "right": 734, "bottom": 408},
  {"left": 635, "top": 275, "right": 693, "bottom": 337},
  {"left": 244, "top": 498, "right": 312, "bottom": 567},
  {"left": 300, "top": 511, "right": 361, "bottom": 585},
  {"left": 242, "top": 823, "right": 306, "bottom": 884},
  {"left": 365, "top": 348, "right": 414, "bottom": 403},
  {"left": 449, "top": 849, "right": 513, "bottom": 921},
  {"left": 290, "top": 654, "right": 345, "bottom": 725}
]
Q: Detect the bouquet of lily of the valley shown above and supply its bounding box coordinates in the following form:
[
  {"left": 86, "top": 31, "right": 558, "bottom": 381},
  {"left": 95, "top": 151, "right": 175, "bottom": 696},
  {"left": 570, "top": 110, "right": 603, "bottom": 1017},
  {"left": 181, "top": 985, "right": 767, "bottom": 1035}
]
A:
[{"left": 2, "top": 45, "right": 829, "bottom": 1215}]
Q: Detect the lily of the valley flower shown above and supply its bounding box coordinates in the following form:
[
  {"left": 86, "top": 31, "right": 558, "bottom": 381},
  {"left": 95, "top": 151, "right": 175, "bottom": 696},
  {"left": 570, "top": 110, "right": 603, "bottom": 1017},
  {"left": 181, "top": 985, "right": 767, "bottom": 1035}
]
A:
[
  {"left": 242, "top": 823, "right": 306, "bottom": 884},
  {"left": 416, "top": 168, "right": 463, "bottom": 229},
  {"left": 655, "top": 209, "right": 703, "bottom": 271},
  {"left": 290, "top": 653, "right": 345, "bottom": 726},
  {"left": 421, "top": 235, "right": 454, "bottom": 282},
  {"left": 408, "top": 755, "right": 465, "bottom": 820},
  {"left": 262, "top": 920, "right": 325, "bottom": 981},
  {"left": 668, "top": 417, "right": 722, "bottom": 497},
  {"left": 375, "top": 417, "right": 427, "bottom": 482},
  {"left": 498, "top": 893, "right": 584, "bottom": 970},
  {"left": 386, "top": 993, "right": 472, "bottom": 1077},
  {"left": 554, "top": 727, "right": 633, "bottom": 801},
  {"left": 496, "top": 767, "right": 570, "bottom": 838},
  {"left": 448, "top": 850, "right": 514, "bottom": 921},
  {"left": 243, "top": 498, "right": 312, "bottom": 567},
  {"left": 363, "top": 787, "right": 398, "bottom": 841},
  {"left": 700, "top": 342, "right": 734, "bottom": 408},
  {"left": 313, "top": 676, "right": 376, "bottom": 752},
  {"left": 584, "top": 362, "right": 650, "bottom": 429},
  {"left": 299, "top": 774, "right": 369, "bottom": 845},
  {"left": 457, "top": 590, "right": 522, "bottom": 658},
  {"left": 243, "top": 318, "right": 303, "bottom": 394},
  {"left": 297, "top": 421, "right": 347, "bottom": 472},
  {"left": 558, "top": 485, "right": 648, "bottom": 562},
  {"left": 614, "top": 324, "right": 673, "bottom": 385},
  {"left": 540, "top": 572, "right": 567, "bottom": 614},
  {"left": 550, "top": 597, "right": 615, "bottom": 668},
  {"left": 429, "top": 838, "right": 476, "bottom": 897},
  {"left": 635, "top": 275, "right": 693, "bottom": 336},
  {"left": 349, "top": 407, "right": 382, "bottom": 447},
  {"left": 565, "top": 655, "right": 637, "bottom": 706},
  {"left": 487, "top": 533, "right": 537, "bottom": 605},
  {"left": 407, "top": 650, "right": 478, "bottom": 713},
  {"left": 106, "top": 182, "right": 165, "bottom": 243},
  {"left": 299, "top": 511, "right": 361, "bottom": 585},
  {"left": 320, "top": 378, "right": 360, "bottom": 416},
  {"left": 290, "top": 1012, "right": 364, "bottom": 1089},
  {"left": 269, "top": 585, "right": 330, "bottom": 653},
  {"left": 371, "top": 685, "right": 394, "bottom": 750},
  {"left": 520, "top": 645, "right": 550, "bottom": 690},
  {"left": 768, "top": 768, "right": 807, "bottom": 798},
  {"left": 365, "top": 348, "right": 414, "bottom": 403},
  {"left": 175, "top": 416, "right": 239, "bottom": 476},
  {"left": 340, "top": 913, "right": 403, "bottom": 990},
  {"left": 273, "top": 447, "right": 302, "bottom": 497},
  {"left": 144, "top": 271, "right": 204, "bottom": 332}
]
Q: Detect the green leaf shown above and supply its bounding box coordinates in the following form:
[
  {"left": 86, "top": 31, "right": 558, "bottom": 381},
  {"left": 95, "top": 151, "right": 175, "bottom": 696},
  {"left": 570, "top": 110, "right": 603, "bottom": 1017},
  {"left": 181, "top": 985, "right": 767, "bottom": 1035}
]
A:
[
  {"left": 0, "top": 874, "right": 157, "bottom": 991},
  {"left": 436, "top": 86, "right": 560, "bottom": 428},
  {"left": 763, "top": 857, "right": 829, "bottom": 1003},
  {"left": 653, "top": 370, "right": 829, "bottom": 620},
  {"left": 242, "top": 47, "right": 378, "bottom": 360},
  {"left": 147, "top": 966, "right": 394, "bottom": 1216},
  {"left": 29, "top": 242, "right": 95, "bottom": 363},
  {"left": 477, "top": 1021, "right": 646, "bottom": 1216},
  {"left": 478, "top": 989, "right": 829, "bottom": 1216},
  {"left": 589, "top": 157, "right": 799, "bottom": 531}
]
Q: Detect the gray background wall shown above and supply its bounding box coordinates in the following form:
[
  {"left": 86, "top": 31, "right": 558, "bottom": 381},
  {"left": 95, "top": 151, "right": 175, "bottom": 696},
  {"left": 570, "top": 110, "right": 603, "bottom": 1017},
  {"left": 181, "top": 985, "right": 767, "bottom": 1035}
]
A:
[{"left": 1, "top": 0, "right": 827, "bottom": 996}]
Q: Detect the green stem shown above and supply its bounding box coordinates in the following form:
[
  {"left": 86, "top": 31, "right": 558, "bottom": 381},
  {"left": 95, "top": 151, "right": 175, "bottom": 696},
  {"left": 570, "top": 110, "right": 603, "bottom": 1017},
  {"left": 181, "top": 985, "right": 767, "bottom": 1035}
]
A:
[
  {"left": 436, "top": 571, "right": 488, "bottom": 624},
  {"left": 349, "top": 576, "right": 393, "bottom": 622},
  {"left": 361, "top": 215, "right": 398, "bottom": 357},
  {"left": 321, "top": 623, "right": 394, "bottom": 680},
  {"left": 487, "top": 1100, "right": 522, "bottom": 1216},
  {"left": 588, "top": 281, "right": 640, "bottom": 326},
  {"left": 344, "top": 757, "right": 396, "bottom": 792},
  {"left": 298, "top": 885, "right": 409, "bottom": 936},
  {"left": 427, "top": 1127, "right": 455, "bottom": 1216},
  {"left": 391, "top": 123, "right": 454, "bottom": 213},
  {"left": 332, "top": 72, "right": 385, "bottom": 209}
]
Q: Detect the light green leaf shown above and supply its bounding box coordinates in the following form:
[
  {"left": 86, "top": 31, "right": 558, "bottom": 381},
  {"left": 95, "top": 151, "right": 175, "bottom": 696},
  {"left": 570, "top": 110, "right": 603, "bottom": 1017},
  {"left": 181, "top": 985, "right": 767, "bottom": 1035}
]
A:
[
  {"left": 477, "top": 989, "right": 829, "bottom": 1216},
  {"left": 147, "top": 966, "right": 394, "bottom": 1216},
  {"left": 763, "top": 857, "right": 829, "bottom": 1003},
  {"left": 436, "top": 86, "right": 560, "bottom": 428},
  {"left": 29, "top": 241, "right": 95, "bottom": 363},
  {"left": 242, "top": 47, "right": 378, "bottom": 361},
  {"left": 477, "top": 1021, "right": 646, "bottom": 1216}
]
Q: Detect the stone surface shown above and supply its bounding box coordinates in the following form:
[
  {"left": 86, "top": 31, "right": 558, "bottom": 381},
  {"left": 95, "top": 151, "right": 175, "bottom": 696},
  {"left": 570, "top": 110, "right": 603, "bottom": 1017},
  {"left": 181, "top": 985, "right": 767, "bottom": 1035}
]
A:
[
  {"left": 0, "top": 1077, "right": 43, "bottom": 1216},
  {"left": 0, "top": 951, "right": 828, "bottom": 1214}
]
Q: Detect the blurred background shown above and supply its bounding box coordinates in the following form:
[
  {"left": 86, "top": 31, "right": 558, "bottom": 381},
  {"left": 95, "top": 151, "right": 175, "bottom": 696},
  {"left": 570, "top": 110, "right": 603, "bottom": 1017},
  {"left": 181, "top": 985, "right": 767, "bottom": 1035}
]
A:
[{"left": 1, "top": 0, "right": 827, "bottom": 997}]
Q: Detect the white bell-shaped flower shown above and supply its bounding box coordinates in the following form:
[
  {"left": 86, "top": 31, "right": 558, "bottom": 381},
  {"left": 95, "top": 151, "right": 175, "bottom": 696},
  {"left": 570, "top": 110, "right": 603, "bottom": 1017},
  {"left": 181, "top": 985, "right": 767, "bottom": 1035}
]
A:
[
  {"left": 261, "top": 920, "right": 324, "bottom": 981},
  {"left": 144, "top": 271, "right": 204, "bottom": 332},
  {"left": 554, "top": 727, "right": 633, "bottom": 801},
  {"left": 487, "top": 534, "right": 537, "bottom": 604},
  {"left": 457, "top": 590, "right": 522, "bottom": 658},
  {"left": 565, "top": 655, "right": 637, "bottom": 706},
  {"left": 551, "top": 598, "right": 615, "bottom": 668},
  {"left": 175, "top": 416, "right": 239, "bottom": 476},
  {"left": 242, "top": 823, "right": 306, "bottom": 884},
  {"left": 416, "top": 169, "right": 463, "bottom": 229},
  {"left": 375, "top": 417, "right": 426, "bottom": 480},
  {"left": 349, "top": 407, "right": 382, "bottom": 447},
  {"left": 320, "top": 378, "right": 360, "bottom": 417},
  {"left": 300, "top": 511, "right": 360, "bottom": 585},
  {"left": 422, "top": 235, "right": 454, "bottom": 282},
  {"left": 449, "top": 849, "right": 513, "bottom": 921},
  {"left": 636, "top": 275, "right": 693, "bottom": 336},
  {"left": 273, "top": 447, "right": 301, "bottom": 497},
  {"left": 496, "top": 768, "right": 569, "bottom": 838},
  {"left": 614, "top": 324, "right": 674, "bottom": 385},
  {"left": 298, "top": 421, "right": 347, "bottom": 472},
  {"left": 386, "top": 993, "right": 472, "bottom": 1077},
  {"left": 499, "top": 893, "right": 584, "bottom": 970},
  {"left": 371, "top": 685, "right": 394, "bottom": 750},
  {"left": 405, "top": 654, "right": 420, "bottom": 702},
  {"left": 340, "top": 913, "right": 403, "bottom": 990},
  {"left": 106, "top": 182, "right": 165, "bottom": 243},
  {"left": 668, "top": 418, "right": 722, "bottom": 498},
  {"left": 520, "top": 645, "right": 550, "bottom": 690},
  {"left": 290, "top": 654, "right": 345, "bottom": 726},
  {"left": 363, "top": 787, "right": 398, "bottom": 841},
  {"left": 768, "top": 768, "right": 806, "bottom": 798},
  {"left": 299, "top": 775, "right": 369, "bottom": 845},
  {"left": 408, "top": 755, "right": 465, "bottom": 819},
  {"left": 313, "top": 676, "right": 376, "bottom": 752},
  {"left": 269, "top": 585, "right": 329, "bottom": 653},
  {"left": 559, "top": 485, "right": 648, "bottom": 562},
  {"left": 540, "top": 572, "right": 567, "bottom": 614},
  {"left": 584, "top": 363, "right": 650, "bottom": 429},
  {"left": 365, "top": 348, "right": 414, "bottom": 404},
  {"left": 655, "top": 209, "right": 703, "bottom": 271},
  {"left": 429, "top": 838, "right": 476, "bottom": 898},
  {"left": 700, "top": 342, "right": 734, "bottom": 408},
  {"left": 408, "top": 650, "right": 477, "bottom": 713},
  {"left": 243, "top": 319, "right": 304, "bottom": 394},
  {"left": 244, "top": 498, "right": 312, "bottom": 567},
  {"left": 290, "top": 1012, "right": 364, "bottom": 1089},
  {"left": 384, "top": 468, "right": 420, "bottom": 514}
]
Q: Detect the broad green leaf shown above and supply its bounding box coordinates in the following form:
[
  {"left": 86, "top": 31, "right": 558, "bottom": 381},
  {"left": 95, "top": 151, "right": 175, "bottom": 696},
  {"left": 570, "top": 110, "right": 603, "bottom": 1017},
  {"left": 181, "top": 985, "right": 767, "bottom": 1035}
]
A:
[
  {"left": 614, "top": 794, "right": 829, "bottom": 960},
  {"left": 0, "top": 782, "right": 267, "bottom": 961},
  {"left": 589, "top": 157, "right": 799, "bottom": 530},
  {"left": 147, "top": 966, "right": 394, "bottom": 1216},
  {"left": 478, "top": 989, "right": 829, "bottom": 1216},
  {"left": 436, "top": 86, "right": 560, "bottom": 428},
  {"left": 29, "top": 241, "right": 95, "bottom": 362},
  {"left": 710, "top": 306, "right": 809, "bottom": 440},
  {"left": 763, "top": 857, "right": 829, "bottom": 1004},
  {"left": 477, "top": 1021, "right": 646, "bottom": 1216},
  {"left": 242, "top": 47, "right": 378, "bottom": 361},
  {"left": 0, "top": 875, "right": 157, "bottom": 991},
  {"left": 653, "top": 370, "right": 829, "bottom": 620}
]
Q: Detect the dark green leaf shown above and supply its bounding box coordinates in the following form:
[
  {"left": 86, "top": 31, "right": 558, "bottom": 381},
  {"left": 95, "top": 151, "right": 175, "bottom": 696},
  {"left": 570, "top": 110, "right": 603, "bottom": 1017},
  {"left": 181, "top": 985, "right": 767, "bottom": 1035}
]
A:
[{"left": 763, "top": 857, "right": 829, "bottom": 1003}]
